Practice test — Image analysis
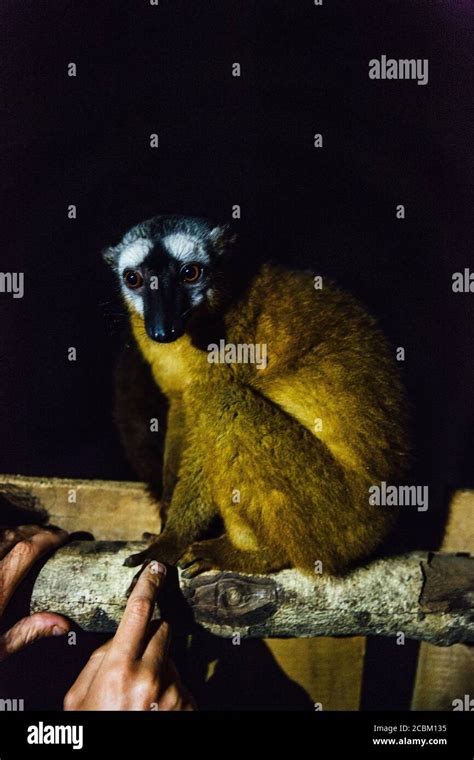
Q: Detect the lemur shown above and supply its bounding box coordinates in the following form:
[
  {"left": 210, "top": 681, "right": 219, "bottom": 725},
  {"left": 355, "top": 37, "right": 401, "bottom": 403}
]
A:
[{"left": 103, "top": 215, "right": 409, "bottom": 578}]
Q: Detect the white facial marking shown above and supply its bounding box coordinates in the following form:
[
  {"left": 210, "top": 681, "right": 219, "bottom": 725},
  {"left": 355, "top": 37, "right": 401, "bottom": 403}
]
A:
[
  {"left": 118, "top": 239, "right": 150, "bottom": 318},
  {"left": 123, "top": 289, "right": 144, "bottom": 317},
  {"left": 118, "top": 239, "right": 152, "bottom": 272},
  {"left": 162, "top": 233, "right": 207, "bottom": 264}
]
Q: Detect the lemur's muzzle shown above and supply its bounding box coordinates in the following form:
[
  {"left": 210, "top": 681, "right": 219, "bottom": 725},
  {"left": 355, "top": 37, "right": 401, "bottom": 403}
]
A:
[{"left": 143, "top": 281, "right": 188, "bottom": 343}]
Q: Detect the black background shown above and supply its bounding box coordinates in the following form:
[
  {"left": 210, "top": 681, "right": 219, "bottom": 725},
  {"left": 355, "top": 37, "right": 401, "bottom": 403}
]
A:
[{"left": 0, "top": 0, "right": 473, "bottom": 710}]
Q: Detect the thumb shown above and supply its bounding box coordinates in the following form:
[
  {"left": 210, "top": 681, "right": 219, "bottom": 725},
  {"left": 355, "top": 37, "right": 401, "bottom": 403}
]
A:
[{"left": 0, "top": 612, "right": 70, "bottom": 662}]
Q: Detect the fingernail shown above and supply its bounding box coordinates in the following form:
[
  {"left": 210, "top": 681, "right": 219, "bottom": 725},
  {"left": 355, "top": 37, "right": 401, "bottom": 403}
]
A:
[
  {"left": 51, "top": 626, "right": 67, "bottom": 636},
  {"left": 149, "top": 561, "right": 167, "bottom": 577}
]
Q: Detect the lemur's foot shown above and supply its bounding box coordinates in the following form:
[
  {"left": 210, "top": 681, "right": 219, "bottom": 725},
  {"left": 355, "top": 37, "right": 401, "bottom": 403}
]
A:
[
  {"left": 177, "top": 535, "right": 253, "bottom": 578},
  {"left": 177, "top": 535, "right": 287, "bottom": 578},
  {"left": 124, "top": 533, "right": 185, "bottom": 595},
  {"left": 123, "top": 547, "right": 153, "bottom": 568},
  {"left": 177, "top": 540, "right": 220, "bottom": 578},
  {"left": 123, "top": 534, "right": 182, "bottom": 568}
]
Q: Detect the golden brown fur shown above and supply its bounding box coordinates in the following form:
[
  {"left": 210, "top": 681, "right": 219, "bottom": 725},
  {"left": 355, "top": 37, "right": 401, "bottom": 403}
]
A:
[{"left": 118, "top": 263, "right": 408, "bottom": 576}]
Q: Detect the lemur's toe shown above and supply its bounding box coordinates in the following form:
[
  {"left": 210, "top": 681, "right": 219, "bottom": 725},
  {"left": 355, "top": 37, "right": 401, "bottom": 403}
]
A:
[
  {"left": 123, "top": 549, "right": 150, "bottom": 567},
  {"left": 181, "top": 559, "right": 214, "bottom": 579},
  {"left": 178, "top": 544, "right": 216, "bottom": 577}
]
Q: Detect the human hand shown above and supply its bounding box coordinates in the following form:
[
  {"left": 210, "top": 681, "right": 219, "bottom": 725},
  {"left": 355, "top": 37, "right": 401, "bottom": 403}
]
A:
[
  {"left": 64, "top": 560, "right": 195, "bottom": 710},
  {"left": 0, "top": 525, "right": 70, "bottom": 661}
]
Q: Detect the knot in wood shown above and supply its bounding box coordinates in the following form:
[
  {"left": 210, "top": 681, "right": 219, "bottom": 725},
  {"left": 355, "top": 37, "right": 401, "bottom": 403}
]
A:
[{"left": 181, "top": 571, "right": 282, "bottom": 626}]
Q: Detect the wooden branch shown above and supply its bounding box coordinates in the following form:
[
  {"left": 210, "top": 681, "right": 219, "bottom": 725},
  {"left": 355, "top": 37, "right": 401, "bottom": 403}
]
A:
[{"left": 30, "top": 541, "right": 474, "bottom": 645}]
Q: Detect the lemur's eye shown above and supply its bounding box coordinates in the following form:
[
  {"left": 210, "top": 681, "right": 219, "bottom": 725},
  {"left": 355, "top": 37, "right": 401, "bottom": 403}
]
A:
[
  {"left": 180, "top": 263, "right": 203, "bottom": 284},
  {"left": 123, "top": 269, "right": 144, "bottom": 290}
]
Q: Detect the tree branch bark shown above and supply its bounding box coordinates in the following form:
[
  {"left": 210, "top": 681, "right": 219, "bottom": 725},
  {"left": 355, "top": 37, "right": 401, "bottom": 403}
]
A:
[{"left": 30, "top": 541, "right": 474, "bottom": 645}]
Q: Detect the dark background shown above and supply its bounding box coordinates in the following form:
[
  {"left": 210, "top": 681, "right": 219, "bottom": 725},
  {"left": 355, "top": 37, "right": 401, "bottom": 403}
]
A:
[{"left": 0, "top": 0, "right": 472, "bottom": 709}]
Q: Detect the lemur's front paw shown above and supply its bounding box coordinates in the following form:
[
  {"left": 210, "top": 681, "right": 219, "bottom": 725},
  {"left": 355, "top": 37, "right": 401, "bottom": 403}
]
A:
[
  {"left": 177, "top": 540, "right": 221, "bottom": 579},
  {"left": 123, "top": 535, "right": 181, "bottom": 568},
  {"left": 123, "top": 533, "right": 186, "bottom": 596},
  {"left": 123, "top": 544, "right": 158, "bottom": 568}
]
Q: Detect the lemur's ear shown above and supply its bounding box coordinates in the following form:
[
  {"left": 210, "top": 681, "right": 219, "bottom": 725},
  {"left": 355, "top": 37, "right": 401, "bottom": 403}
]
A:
[
  {"left": 102, "top": 245, "right": 119, "bottom": 266},
  {"left": 209, "top": 224, "right": 237, "bottom": 256}
]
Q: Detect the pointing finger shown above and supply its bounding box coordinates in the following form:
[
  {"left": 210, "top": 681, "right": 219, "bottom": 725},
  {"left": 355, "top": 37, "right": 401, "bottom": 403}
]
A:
[{"left": 112, "top": 561, "right": 167, "bottom": 660}]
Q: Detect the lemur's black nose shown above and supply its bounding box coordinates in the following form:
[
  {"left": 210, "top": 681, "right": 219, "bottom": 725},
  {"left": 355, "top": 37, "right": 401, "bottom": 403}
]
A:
[
  {"left": 148, "top": 324, "right": 176, "bottom": 343},
  {"left": 147, "top": 320, "right": 186, "bottom": 343}
]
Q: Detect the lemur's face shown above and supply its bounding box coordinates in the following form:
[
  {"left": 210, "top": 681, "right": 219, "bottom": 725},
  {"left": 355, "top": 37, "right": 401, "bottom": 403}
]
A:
[
  {"left": 104, "top": 216, "right": 234, "bottom": 343},
  {"left": 117, "top": 233, "right": 210, "bottom": 344}
]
